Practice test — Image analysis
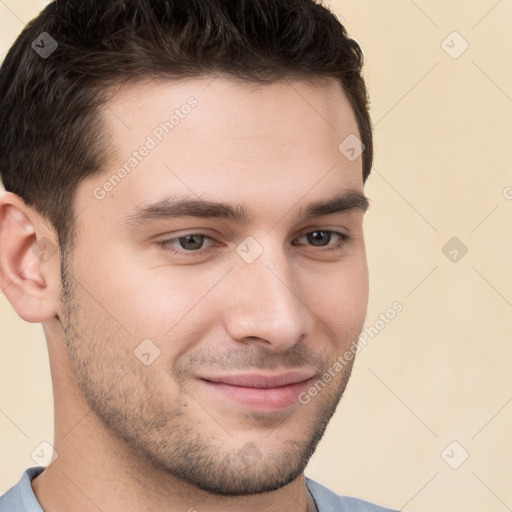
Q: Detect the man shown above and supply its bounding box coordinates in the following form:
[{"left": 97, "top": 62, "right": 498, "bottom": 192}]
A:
[{"left": 0, "top": 0, "right": 399, "bottom": 510}]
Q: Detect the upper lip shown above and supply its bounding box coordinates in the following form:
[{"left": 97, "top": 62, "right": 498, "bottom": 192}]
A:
[{"left": 200, "top": 371, "right": 315, "bottom": 389}]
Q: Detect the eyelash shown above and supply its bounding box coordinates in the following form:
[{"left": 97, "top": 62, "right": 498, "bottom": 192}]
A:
[{"left": 158, "top": 230, "right": 350, "bottom": 257}]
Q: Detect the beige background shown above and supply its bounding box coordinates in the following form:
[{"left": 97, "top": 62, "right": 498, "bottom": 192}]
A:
[{"left": 1, "top": 1, "right": 511, "bottom": 511}]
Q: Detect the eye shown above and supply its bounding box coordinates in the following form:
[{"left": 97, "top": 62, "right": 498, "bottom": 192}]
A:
[
  {"left": 159, "top": 233, "right": 216, "bottom": 256},
  {"left": 158, "top": 229, "right": 350, "bottom": 258},
  {"left": 293, "top": 230, "right": 350, "bottom": 251}
]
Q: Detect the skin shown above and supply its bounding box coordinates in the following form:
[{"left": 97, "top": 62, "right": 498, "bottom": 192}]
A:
[{"left": 0, "top": 76, "right": 369, "bottom": 512}]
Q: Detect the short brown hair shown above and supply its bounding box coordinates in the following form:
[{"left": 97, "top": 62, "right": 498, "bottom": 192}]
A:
[{"left": 0, "top": 0, "right": 372, "bottom": 251}]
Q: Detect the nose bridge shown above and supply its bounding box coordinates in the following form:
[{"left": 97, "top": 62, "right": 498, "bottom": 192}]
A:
[{"left": 223, "top": 238, "right": 311, "bottom": 349}]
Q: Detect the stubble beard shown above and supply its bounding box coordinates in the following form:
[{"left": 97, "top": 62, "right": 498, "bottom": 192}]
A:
[{"left": 58, "top": 256, "right": 355, "bottom": 496}]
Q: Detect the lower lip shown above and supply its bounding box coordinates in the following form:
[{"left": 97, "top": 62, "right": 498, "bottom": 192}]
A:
[{"left": 200, "top": 379, "right": 313, "bottom": 411}]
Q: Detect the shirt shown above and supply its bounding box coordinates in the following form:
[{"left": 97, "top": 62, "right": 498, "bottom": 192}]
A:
[{"left": 0, "top": 467, "right": 399, "bottom": 511}]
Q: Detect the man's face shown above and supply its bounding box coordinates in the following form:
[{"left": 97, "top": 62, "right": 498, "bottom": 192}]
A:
[{"left": 60, "top": 76, "right": 368, "bottom": 495}]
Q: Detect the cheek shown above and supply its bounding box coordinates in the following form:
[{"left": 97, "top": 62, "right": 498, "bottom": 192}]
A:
[
  {"left": 75, "top": 243, "right": 225, "bottom": 340},
  {"left": 304, "top": 258, "right": 369, "bottom": 341}
]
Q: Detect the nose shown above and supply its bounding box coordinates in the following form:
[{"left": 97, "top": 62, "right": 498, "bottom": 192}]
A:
[{"left": 222, "top": 240, "right": 313, "bottom": 352}]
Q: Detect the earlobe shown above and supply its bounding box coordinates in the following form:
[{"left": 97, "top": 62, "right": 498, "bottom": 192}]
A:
[{"left": 0, "top": 191, "right": 61, "bottom": 323}]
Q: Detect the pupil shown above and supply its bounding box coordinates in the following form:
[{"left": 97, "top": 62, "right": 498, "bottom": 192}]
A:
[
  {"left": 181, "top": 235, "right": 203, "bottom": 250},
  {"left": 308, "top": 231, "right": 330, "bottom": 246}
]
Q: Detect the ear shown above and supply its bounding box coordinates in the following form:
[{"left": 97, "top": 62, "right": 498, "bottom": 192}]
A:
[{"left": 0, "top": 191, "right": 61, "bottom": 323}]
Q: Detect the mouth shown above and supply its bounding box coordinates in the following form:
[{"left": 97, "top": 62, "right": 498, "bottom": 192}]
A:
[{"left": 198, "top": 371, "right": 316, "bottom": 411}]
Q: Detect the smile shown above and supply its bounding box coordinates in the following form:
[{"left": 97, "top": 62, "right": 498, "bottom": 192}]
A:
[{"left": 198, "top": 371, "right": 316, "bottom": 411}]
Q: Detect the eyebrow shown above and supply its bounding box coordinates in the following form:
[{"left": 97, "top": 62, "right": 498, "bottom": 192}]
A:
[{"left": 124, "top": 189, "right": 369, "bottom": 226}]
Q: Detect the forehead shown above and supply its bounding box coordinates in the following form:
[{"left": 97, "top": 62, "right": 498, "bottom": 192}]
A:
[{"left": 77, "top": 76, "right": 364, "bottom": 226}]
